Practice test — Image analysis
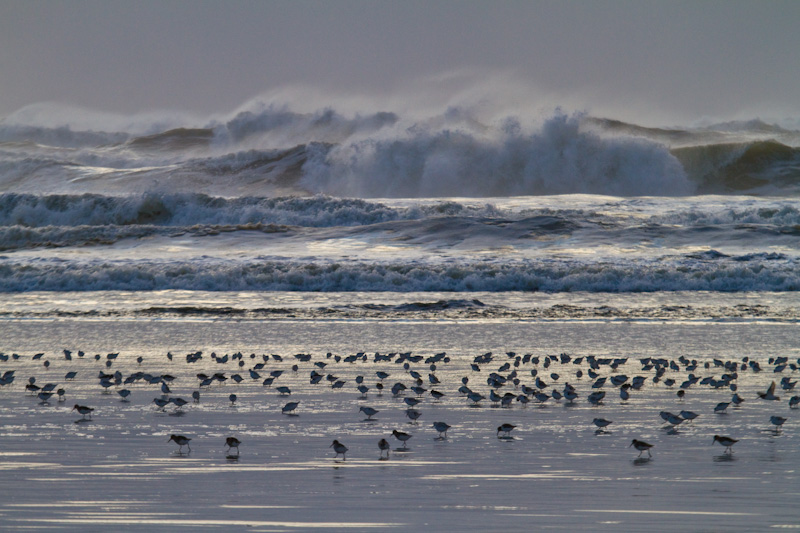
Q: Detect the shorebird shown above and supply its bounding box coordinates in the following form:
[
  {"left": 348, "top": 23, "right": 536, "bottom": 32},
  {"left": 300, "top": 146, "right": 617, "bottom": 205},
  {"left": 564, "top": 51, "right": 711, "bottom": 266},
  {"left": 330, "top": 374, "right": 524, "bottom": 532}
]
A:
[
  {"left": 712, "top": 435, "right": 738, "bottom": 453},
  {"left": 378, "top": 438, "right": 390, "bottom": 458},
  {"left": 758, "top": 382, "right": 780, "bottom": 401},
  {"left": 170, "top": 397, "right": 188, "bottom": 410},
  {"left": 660, "top": 411, "right": 684, "bottom": 428},
  {"left": 770, "top": 416, "right": 787, "bottom": 431},
  {"left": 153, "top": 397, "right": 169, "bottom": 410},
  {"left": 592, "top": 418, "right": 612, "bottom": 431},
  {"left": 587, "top": 391, "right": 605, "bottom": 406},
  {"left": 790, "top": 395, "right": 800, "bottom": 408},
  {"left": 630, "top": 439, "right": 653, "bottom": 457},
  {"left": 392, "top": 429, "right": 413, "bottom": 448},
  {"left": 168, "top": 434, "right": 192, "bottom": 452},
  {"left": 432, "top": 421, "right": 451, "bottom": 439},
  {"left": 330, "top": 439, "right": 348, "bottom": 460},
  {"left": 72, "top": 404, "right": 94, "bottom": 419},
  {"left": 229, "top": 394, "right": 237, "bottom": 406},
  {"left": 225, "top": 437, "right": 241, "bottom": 454},
  {"left": 467, "top": 392, "right": 484, "bottom": 405},
  {"left": 405, "top": 409, "right": 422, "bottom": 423},
  {"left": 714, "top": 402, "right": 730, "bottom": 413},
  {"left": 679, "top": 410, "right": 699, "bottom": 423},
  {"left": 37, "top": 392, "right": 53, "bottom": 403},
  {"left": 359, "top": 406, "right": 378, "bottom": 420},
  {"left": 117, "top": 389, "right": 131, "bottom": 402},
  {"left": 497, "top": 424, "right": 516, "bottom": 438},
  {"left": 282, "top": 401, "right": 299, "bottom": 415},
  {"left": 404, "top": 397, "right": 421, "bottom": 408}
]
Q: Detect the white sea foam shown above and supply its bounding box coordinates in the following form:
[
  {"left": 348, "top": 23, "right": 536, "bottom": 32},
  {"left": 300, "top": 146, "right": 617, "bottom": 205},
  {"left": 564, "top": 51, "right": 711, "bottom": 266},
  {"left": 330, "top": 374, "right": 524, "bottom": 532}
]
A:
[{"left": 3, "top": 101, "right": 798, "bottom": 197}]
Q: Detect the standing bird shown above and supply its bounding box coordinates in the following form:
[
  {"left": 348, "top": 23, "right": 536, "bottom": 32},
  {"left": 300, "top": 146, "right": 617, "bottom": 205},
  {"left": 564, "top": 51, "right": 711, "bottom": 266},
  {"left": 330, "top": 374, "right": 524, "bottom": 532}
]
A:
[
  {"left": 592, "top": 418, "right": 613, "bottom": 432},
  {"left": 330, "top": 439, "right": 348, "bottom": 460},
  {"left": 359, "top": 406, "right": 378, "bottom": 420},
  {"left": 229, "top": 394, "right": 237, "bottom": 406},
  {"left": 225, "top": 437, "right": 241, "bottom": 455},
  {"left": 168, "top": 434, "right": 192, "bottom": 453},
  {"left": 72, "top": 404, "right": 94, "bottom": 419},
  {"left": 405, "top": 409, "right": 422, "bottom": 424},
  {"left": 770, "top": 416, "right": 787, "bottom": 432},
  {"left": 712, "top": 435, "right": 738, "bottom": 454},
  {"left": 432, "top": 422, "right": 451, "bottom": 439},
  {"left": 497, "top": 424, "right": 516, "bottom": 438},
  {"left": 282, "top": 401, "right": 299, "bottom": 415},
  {"left": 714, "top": 402, "right": 730, "bottom": 413},
  {"left": 378, "top": 438, "right": 390, "bottom": 459},
  {"left": 630, "top": 439, "right": 653, "bottom": 457},
  {"left": 392, "top": 429, "right": 413, "bottom": 448}
]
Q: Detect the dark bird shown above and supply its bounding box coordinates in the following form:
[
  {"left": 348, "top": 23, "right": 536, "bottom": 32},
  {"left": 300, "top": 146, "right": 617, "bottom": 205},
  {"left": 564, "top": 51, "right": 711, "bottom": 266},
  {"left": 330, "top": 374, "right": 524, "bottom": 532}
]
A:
[
  {"left": 168, "top": 434, "right": 192, "bottom": 452},
  {"left": 630, "top": 439, "right": 653, "bottom": 457}
]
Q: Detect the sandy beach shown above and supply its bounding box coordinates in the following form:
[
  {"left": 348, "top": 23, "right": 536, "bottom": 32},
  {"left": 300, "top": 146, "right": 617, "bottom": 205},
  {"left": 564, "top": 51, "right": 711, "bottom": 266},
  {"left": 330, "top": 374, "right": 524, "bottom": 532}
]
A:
[{"left": 2, "top": 309, "right": 799, "bottom": 531}]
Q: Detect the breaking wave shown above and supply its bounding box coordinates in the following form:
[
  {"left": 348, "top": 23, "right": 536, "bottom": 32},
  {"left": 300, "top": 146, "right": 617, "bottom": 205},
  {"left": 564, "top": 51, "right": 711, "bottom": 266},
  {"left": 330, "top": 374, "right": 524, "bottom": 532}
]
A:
[
  {"left": 1, "top": 255, "right": 797, "bottom": 293},
  {"left": 6, "top": 101, "right": 799, "bottom": 197}
]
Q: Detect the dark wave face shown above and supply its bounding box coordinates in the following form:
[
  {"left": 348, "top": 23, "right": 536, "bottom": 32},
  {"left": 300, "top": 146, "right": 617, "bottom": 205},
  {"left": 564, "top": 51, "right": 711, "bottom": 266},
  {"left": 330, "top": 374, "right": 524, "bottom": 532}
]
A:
[{"left": 2, "top": 105, "right": 799, "bottom": 197}]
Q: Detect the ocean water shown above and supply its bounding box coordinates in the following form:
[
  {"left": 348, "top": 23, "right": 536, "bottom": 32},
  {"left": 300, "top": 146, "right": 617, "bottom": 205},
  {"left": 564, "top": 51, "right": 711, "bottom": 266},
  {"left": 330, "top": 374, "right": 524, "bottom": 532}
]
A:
[{"left": 1, "top": 103, "right": 799, "bottom": 530}]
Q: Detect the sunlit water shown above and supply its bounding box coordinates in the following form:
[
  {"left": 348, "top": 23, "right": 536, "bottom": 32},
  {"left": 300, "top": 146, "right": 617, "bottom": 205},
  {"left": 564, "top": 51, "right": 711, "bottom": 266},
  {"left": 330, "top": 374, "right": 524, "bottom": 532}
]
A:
[{"left": 1, "top": 293, "right": 799, "bottom": 531}]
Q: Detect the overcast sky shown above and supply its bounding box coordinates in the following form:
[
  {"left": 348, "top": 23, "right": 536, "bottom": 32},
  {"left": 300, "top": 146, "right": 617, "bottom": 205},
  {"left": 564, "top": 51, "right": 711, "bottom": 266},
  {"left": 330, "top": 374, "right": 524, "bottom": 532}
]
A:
[{"left": 2, "top": 0, "right": 799, "bottom": 126}]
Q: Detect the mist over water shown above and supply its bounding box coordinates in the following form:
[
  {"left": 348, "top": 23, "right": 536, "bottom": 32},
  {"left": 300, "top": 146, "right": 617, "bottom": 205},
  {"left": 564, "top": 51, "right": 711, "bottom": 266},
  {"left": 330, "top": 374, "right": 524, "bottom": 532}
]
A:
[
  {"left": 2, "top": 94, "right": 799, "bottom": 198},
  {"left": 1, "top": 94, "right": 799, "bottom": 294}
]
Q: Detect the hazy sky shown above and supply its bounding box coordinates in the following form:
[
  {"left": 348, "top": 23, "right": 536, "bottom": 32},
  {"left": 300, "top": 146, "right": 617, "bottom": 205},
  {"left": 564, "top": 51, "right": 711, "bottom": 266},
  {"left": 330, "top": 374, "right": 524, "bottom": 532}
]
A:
[{"left": 2, "top": 0, "right": 799, "bottom": 126}]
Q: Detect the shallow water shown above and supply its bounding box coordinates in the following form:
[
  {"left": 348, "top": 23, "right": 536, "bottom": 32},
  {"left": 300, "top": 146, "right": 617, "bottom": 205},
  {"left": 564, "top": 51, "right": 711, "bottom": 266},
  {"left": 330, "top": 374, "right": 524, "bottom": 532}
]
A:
[{"left": 1, "top": 311, "right": 799, "bottom": 531}]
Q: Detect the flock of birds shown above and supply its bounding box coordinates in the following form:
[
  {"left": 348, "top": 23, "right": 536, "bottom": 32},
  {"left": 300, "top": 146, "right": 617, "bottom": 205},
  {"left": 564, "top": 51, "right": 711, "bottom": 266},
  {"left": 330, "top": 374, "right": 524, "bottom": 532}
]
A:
[{"left": 2, "top": 348, "right": 798, "bottom": 461}]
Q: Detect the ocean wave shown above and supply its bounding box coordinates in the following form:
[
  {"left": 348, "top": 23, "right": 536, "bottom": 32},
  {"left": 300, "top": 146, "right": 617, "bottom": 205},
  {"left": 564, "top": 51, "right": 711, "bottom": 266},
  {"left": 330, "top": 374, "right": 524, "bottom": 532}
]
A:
[
  {"left": 673, "top": 140, "right": 800, "bottom": 193},
  {"left": 1, "top": 257, "right": 797, "bottom": 292},
  {"left": 212, "top": 106, "right": 399, "bottom": 146},
  {"left": 299, "top": 112, "right": 693, "bottom": 197},
  {"left": 4, "top": 104, "right": 800, "bottom": 196}
]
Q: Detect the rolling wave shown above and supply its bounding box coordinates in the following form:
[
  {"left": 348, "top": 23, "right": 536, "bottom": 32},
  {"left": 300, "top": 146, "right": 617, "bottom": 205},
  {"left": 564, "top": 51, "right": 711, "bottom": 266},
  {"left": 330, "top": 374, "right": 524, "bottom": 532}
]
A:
[
  {"left": 1, "top": 255, "right": 797, "bottom": 292},
  {"left": 3, "top": 103, "right": 799, "bottom": 197}
]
